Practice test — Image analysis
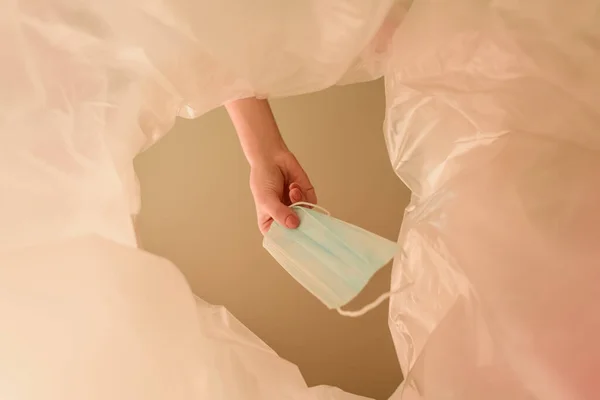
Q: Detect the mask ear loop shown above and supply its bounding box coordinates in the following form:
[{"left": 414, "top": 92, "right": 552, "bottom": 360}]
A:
[
  {"left": 290, "top": 201, "right": 331, "bottom": 216},
  {"left": 336, "top": 281, "right": 413, "bottom": 317}
]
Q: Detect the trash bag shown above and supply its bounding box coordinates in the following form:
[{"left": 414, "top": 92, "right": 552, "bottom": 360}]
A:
[
  {"left": 0, "top": 0, "right": 398, "bottom": 247},
  {"left": 0, "top": 236, "right": 371, "bottom": 400},
  {"left": 2, "top": 0, "right": 600, "bottom": 399},
  {"left": 384, "top": 1, "right": 600, "bottom": 399},
  {"left": 0, "top": 0, "right": 396, "bottom": 399}
]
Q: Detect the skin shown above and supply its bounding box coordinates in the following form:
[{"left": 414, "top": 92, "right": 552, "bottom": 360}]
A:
[{"left": 225, "top": 97, "right": 317, "bottom": 235}]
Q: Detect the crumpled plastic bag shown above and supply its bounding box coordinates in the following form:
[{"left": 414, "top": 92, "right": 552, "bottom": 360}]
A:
[
  {"left": 385, "top": 1, "right": 600, "bottom": 398},
  {"left": 0, "top": 235, "right": 371, "bottom": 399},
  {"left": 1, "top": 0, "right": 600, "bottom": 399},
  {"left": 0, "top": 1, "right": 396, "bottom": 399},
  {"left": 0, "top": 0, "right": 397, "bottom": 252}
]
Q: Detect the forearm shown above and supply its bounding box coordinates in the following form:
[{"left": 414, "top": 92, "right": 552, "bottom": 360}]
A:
[{"left": 225, "top": 98, "right": 288, "bottom": 166}]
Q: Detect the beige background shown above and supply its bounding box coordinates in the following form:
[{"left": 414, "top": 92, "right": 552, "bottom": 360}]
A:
[{"left": 134, "top": 80, "right": 409, "bottom": 399}]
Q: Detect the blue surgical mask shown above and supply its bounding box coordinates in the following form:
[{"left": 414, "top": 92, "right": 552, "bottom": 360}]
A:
[{"left": 263, "top": 202, "right": 399, "bottom": 317}]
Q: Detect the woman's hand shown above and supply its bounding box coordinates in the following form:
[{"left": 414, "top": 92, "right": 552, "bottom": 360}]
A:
[
  {"left": 250, "top": 150, "right": 317, "bottom": 234},
  {"left": 225, "top": 97, "right": 317, "bottom": 234}
]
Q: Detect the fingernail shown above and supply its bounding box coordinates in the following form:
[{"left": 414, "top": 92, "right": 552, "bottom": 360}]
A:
[{"left": 285, "top": 214, "right": 299, "bottom": 229}]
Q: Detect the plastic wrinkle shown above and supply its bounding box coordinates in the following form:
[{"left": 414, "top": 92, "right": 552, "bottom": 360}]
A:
[{"left": 1, "top": 0, "right": 599, "bottom": 399}]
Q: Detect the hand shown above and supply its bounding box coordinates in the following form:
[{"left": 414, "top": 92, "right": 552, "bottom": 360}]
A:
[
  {"left": 224, "top": 97, "right": 317, "bottom": 234},
  {"left": 250, "top": 150, "right": 317, "bottom": 235}
]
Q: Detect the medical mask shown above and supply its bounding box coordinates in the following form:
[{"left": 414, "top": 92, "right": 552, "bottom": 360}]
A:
[{"left": 263, "top": 202, "right": 402, "bottom": 317}]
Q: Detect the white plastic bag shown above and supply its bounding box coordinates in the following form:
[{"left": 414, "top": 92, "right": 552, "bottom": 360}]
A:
[
  {"left": 0, "top": 1, "right": 394, "bottom": 398},
  {"left": 0, "top": 236, "right": 371, "bottom": 399},
  {"left": 2, "top": 0, "right": 600, "bottom": 399},
  {"left": 385, "top": 1, "right": 600, "bottom": 398}
]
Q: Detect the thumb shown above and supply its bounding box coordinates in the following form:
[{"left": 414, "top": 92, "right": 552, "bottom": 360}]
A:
[{"left": 263, "top": 197, "right": 300, "bottom": 230}]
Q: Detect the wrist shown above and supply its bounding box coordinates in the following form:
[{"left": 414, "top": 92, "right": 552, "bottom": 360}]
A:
[
  {"left": 226, "top": 97, "right": 289, "bottom": 166},
  {"left": 246, "top": 143, "right": 289, "bottom": 168}
]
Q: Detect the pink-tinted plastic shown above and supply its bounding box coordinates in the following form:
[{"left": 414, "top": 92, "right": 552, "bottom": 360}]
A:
[
  {"left": 1, "top": 0, "right": 599, "bottom": 399},
  {"left": 385, "top": 2, "right": 600, "bottom": 399}
]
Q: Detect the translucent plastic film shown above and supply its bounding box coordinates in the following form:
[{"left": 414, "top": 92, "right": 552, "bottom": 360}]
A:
[
  {"left": 0, "top": 236, "right": 370, "bottom": 400},
  {"left": 0, "top": 1, "right": 395, "bottom": 399},
  {"left": 2, "top": 0, "right": 600, "bottom": 399},
  {"left": 0, "top": 0, "right": 397, "bottom": 249},
  {"left": 385, "top": 1, "right": 600, "bottom": 399}
]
